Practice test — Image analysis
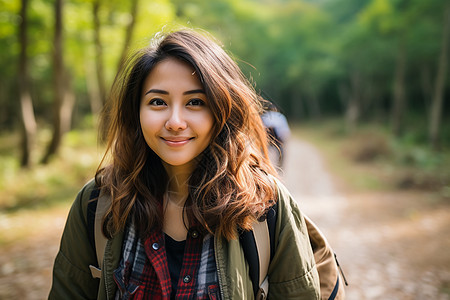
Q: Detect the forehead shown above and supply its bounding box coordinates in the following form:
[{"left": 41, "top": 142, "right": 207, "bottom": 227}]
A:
[{"left": 142, "top": 57, "right": 202, "bottom": 91}]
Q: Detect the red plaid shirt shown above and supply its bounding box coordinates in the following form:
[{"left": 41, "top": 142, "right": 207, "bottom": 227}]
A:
[{"left": 132, "top": 228, "right": 204, "bottom": 300}]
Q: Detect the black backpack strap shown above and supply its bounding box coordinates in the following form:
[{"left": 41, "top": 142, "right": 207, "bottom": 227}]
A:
[
  {"left": 266, "top": 202, "right": 278, "bottom": 260},
  {"left": 86, "top": 188, "right": 100, "bottom": 251},
  {"left": 239, "top": 202, "right": 278, "bottom": 298},
  {"left": 239, "top": 228, "right": 260, "bottom": 296}
]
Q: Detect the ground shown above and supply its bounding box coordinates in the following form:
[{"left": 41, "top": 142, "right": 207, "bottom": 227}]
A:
[
  {"left": 0, "top": 136, "right": 449, "bottom": 299},
  {"left": 282, "top": 138, "right": 450, "bottom": 300}
]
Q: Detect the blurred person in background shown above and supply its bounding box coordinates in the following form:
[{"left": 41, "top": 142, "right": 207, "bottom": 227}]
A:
[
  {"left": 261, "top": 102, "right": 291, "bottom": 169},
  {"left": 49, "top": 29, "right": 319, "bottom": 299}
]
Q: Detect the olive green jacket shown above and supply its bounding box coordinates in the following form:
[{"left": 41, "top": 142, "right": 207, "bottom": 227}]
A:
[{"left": 49, "top": 178, "right": 320, "bottom": 299}]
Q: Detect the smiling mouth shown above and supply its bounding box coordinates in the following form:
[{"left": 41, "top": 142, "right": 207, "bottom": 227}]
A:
[{"left": 161, "top": 137, "right": 194, "bottom": 146}]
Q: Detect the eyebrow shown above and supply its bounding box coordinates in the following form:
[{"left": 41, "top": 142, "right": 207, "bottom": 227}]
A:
[
  {"left": 144, "top": 89, "right": 205, "bottom": 95},
  {"left": 183, "top": 89, "right": 205, "bottom": 95},
  {"left": 145, "top": 89, "right": 168, "bottom": 95}
]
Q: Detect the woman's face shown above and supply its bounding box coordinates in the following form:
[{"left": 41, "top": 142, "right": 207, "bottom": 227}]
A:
[{"left": 140, "top": 57, "right": 214, "bottom": 174}]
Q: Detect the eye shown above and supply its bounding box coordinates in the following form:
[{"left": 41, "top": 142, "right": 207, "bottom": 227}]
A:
[
  {"left": 149, "top": 98, "right": 166, "bottom": 106},
  {"left": 187, "top": 98, "right": 206, "bottom": 106}
]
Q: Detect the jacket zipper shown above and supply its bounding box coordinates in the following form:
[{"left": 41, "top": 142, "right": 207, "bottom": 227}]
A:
[
  {"left": 214, "top": 235, "right": 226, "bottom": 300},
  {"left": 104, "top": 241, "right": 111, "bottom": 300}
]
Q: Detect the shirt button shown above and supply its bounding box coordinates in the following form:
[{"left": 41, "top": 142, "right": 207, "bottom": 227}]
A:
[
  {"left": 183, "top": 275, "right": 192, "bottom": 283},
  {"left": 190, "top": 230, "right": 199, "bottom": 239},
  {"left": 152, "top": 243, "right": 160, "bottom": 250}
]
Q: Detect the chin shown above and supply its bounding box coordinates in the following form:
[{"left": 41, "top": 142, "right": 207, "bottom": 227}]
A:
[{"left": 161, "top": 157, "right": 197, "bottom": 170}]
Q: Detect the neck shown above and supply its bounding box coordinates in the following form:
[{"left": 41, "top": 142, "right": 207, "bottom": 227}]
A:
[
  {"left": 163, "top": 164, "right": 192, "bottom": 206},
  {"left": 165, "top": 191, "right": 187, "bottom": 208}
]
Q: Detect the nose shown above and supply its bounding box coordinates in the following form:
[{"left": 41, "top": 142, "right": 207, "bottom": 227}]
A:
[{"left": 165, "top": 107, "right": 187, "bottom": 131}]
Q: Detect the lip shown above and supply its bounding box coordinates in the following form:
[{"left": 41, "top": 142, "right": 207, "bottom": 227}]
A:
[{"left": 161, "top": 136, "right": 193, "bottom": 147}]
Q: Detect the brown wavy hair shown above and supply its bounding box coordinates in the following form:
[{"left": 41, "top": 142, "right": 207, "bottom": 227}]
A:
[{"left": 96, "top": 29, "right": 277, "bottom": 240}]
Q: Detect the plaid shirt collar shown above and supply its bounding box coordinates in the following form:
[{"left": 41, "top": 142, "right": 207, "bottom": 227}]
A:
[{"left": 113, "top": 223, "right": 214, "bottom": 300}]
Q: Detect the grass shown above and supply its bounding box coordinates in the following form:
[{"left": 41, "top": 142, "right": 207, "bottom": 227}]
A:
[
  {"left": 0, "top": 128, "right": 104, "bottom": 245},
  {"left": 0, "top": 129, "right": 103, "bottom": 211}
]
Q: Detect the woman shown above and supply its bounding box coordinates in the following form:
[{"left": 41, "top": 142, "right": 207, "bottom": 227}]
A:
[{"left": 49, "top": 29, "right": 320, "bottom": 299}]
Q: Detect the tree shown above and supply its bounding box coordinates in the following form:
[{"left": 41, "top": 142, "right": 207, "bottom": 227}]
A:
[
  {"left": 41, "top": 0, "right": 75, "bottom": 163},
  {"left": 391, "top": 39, "right": 407, "bottom": 136},
  {"left": 357, "top": 0, "right": 411, "bottom": 136},
  {"left": 18, "top": 0, "right": 37, "bottom": 168},
  {"left": 116, "top": 0, "right": 139, "bottom": 72},
  {"left": 92, "top": 0, "right": 107, "bottom": 107},
  {"left": 429, "top": 4, "right": 450, "bottom": 149}
]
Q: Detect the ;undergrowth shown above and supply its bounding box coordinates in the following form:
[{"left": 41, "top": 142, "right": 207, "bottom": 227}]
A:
[
  {"left": 0, "top": 128, "right": 103, "bottom": 212},
  {"left": 294, "top": 119, "right": 450, "bottom": 199}
]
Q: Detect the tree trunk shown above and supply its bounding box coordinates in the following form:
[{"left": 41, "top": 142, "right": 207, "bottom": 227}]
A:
[
  {"left": 429, "top": 5, "right": 450, "bottom": 150},
  {"left": 93, "top": 0, "right": 107, "bottom": 106},
  {"left": 364, "top": 80, "right": 382, "bottom": 122},
  {"left": 390, "top": 41, "right": 407, "bottom": 137},
  {"left": 345, "top": 71, "right": 362, "bottom": 133},
  {"left": 306, "top": 92, "right": 321, "bottom": 120},
  {"left": 18, "top": 0, "right": 37, "bottom": 168},
  {"left": 116, "top": 0, "right": 139, "bottom": 72},
  {"left": 345, "top": 98, "right": 359, "bottom": 133},
  {"left": 85, "top": 58, "right": 103, "bottom": 115},
  {"left": 290, "top": 89, "right": 304, "bottom": 121},
  {"left": 420, "top": 64, "right": 432, "bottom": 118},
  {"left": 60, "top": 74, "right": 76, "bottom": 135},
  {"left": 41, "top": 0, "right": 72, "bottom": 164}
]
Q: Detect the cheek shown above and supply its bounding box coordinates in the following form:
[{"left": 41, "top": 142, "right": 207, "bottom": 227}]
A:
[
  {"left": 208, "top": 118, "right": 215, "bottom": 135},
  {"left": 139, "top": 108, "right": 146, "bottom": 129},
  {"left": 139, "top": 119, "right": 158, "bottom": 151},
  {"left": 139, "top": 116, "right": 159, "bottom": 151},
  {"left": 202, "top": 115, "right": 215, "bottom": 142},
  {"left": 140, "top": 111, "right": 158, "bottom": 133}
]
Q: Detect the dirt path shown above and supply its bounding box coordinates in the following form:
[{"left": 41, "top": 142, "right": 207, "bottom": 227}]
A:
[
  {"left": 0, "top": 207, "right": 66, "bottom": 299},
  {"left": 1, "top": 137, "right": 449, "bottom": 299},
  {"left": 282, "top": 137, "right": 450, "bottom": 300}
]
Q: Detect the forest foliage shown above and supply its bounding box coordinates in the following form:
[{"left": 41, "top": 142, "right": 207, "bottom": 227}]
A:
[{"left": 0, "top": 0, "right": 449, "bottom": 187}]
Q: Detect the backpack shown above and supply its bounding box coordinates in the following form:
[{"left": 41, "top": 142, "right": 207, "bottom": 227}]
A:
[
  {"left": 242, "top": 203, "right": 348, "bottom": 300},
  {"left": 86, "top": 188, "right": 347, "bottom": 300}
]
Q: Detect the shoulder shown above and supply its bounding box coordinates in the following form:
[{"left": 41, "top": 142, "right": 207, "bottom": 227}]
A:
[
  {"left": 59, "top": 177, "right": 100, "bottom": 260},
  {"left": 49, "top": 179, "right": 101, "bottom": 299},
  {"left": 79, "top": 178, "right": 99, "bottom": 199},
  {"left": 267, "top": 176, "right": 320, "bottom": 297},
  {"left": 269, "top": 175, "right": 298, "bottom": 214},
  {"left": 269, "top": 174, "right": 310, "bottom": 249},
  {"left": 69, "top": 178, "right": 100, "bottom": 223}
]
